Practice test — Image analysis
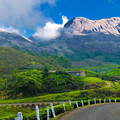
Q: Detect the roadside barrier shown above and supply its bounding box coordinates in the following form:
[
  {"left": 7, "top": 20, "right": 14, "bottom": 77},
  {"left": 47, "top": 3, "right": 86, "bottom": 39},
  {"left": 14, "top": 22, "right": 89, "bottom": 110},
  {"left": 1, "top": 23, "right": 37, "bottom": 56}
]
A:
[{"left": 14, "top": 98, "right": 118, "bottom": 120}]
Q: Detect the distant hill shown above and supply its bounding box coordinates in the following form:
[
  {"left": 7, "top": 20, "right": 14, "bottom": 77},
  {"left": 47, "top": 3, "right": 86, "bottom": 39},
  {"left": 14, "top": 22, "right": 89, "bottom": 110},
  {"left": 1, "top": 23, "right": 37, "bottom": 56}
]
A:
[{"left": 0, "top": 47, "right": 62, "bottom": 75}]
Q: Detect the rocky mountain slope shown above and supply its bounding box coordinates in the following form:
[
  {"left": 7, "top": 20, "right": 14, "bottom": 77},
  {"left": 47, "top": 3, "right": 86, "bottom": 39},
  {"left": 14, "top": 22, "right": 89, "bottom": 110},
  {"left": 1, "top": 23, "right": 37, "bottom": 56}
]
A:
[
  {"left": 64, "top": 17, "right": 120, "bottom": 35},
  {"left": 0, "top": 30, "right": 39, "bottom": 51},
  {"left": 30, "top": 17, "right": 120, "bottom": 66}
]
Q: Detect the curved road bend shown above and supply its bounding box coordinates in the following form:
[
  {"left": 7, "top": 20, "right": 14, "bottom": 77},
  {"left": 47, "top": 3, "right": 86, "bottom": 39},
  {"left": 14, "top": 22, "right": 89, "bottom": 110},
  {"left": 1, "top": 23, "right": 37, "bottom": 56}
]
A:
[{"left": 58, "top": 103, "right": 120, "bottom": 120}]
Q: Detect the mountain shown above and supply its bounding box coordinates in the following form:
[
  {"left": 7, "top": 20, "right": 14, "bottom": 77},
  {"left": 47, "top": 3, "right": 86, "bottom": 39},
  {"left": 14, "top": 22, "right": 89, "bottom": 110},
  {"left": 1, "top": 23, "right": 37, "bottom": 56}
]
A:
[
  {"left": 30, "top": 17, "right": 120, "bottom": 67},
  {"left": 1, "top": 17, "right": 120, "bottom": 67},
  {"left": 0, "top": 29, "right": 39, "bottom": 51},
  {"left": 64, "top": 17, "right": 120, "bottom": 36}
]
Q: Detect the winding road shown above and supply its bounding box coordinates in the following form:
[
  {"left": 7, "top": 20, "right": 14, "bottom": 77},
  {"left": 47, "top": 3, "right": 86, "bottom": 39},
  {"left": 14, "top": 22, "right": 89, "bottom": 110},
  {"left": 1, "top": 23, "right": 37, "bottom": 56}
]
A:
[{"left": 58, "top": 103, "right": 120, "bottom": 120}]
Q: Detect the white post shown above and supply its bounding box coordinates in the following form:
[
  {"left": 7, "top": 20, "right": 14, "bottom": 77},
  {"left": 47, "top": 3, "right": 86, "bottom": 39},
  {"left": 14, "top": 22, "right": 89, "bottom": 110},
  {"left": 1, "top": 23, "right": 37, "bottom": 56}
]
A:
[
  {"left": 88, "top": 99, "right": 90, "bottom": 105},
  {"left": 18, "top": 112, "right": 23, "bottom": 120},
  {"left": 51, "top": 103, "right": 56, "bottom": 118},
  {"left": 115, "top": 99, "right": 116, "bottom": 103},
  {"left": 62, "top": 102, "right": 65, "bottom": 111},
  {"left": 36, "top": 105, "right": 40, "bottom": 120},
  {"left": 99, "top": 99, "right": 101, "bottom": 103},
  {"left": 81, "top": 100, "right": 84, "bottom": 107},
  {"left": 76, "top": 101, "right": 79, "bottom": 108},
  {"left": 47, "top": 106, "right": 49, "bottom": 120},
  {"left": 14, "top": 117, "right": 18, "bottom": 120},
  {"left": 94, "top": 99, "right": 96, "bottom": 104},
  {"left": 69, "top": 100, "right": 71, "bottom": 106},
  {"left": 109, "top": 98, "right": 111, "bottom": 103},
  {"left": 104, "top": 98, "right": 106, "bottom": 103}
]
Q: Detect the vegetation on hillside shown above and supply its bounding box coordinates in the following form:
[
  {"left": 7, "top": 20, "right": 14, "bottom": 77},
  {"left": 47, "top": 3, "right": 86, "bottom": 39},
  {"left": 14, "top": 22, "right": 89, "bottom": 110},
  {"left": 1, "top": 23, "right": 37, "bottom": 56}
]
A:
[
  {"left": 71, "top": 64, "right": 119, "bottom": 74},
  {"left": 0, "top": 47, "right": 65, "bottom": 76},
  {"left": 98, "top": 67, "right": 120, "bottom": 81},
  {"left": 12, "top": 45, "right": 71, "bottom": 68},
  {"left": 1, "top": 46, "right": 120, "bottom": 120},
  {"left": 7, "top": 70, "right": 105, "bottom": 98}
]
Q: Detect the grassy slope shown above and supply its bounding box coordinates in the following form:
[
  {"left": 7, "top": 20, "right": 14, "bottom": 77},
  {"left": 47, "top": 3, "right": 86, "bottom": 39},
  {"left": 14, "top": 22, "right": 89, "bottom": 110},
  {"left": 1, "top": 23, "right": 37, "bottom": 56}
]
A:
[
  {"left": 70, "top": 64, "right": 120, "bottom": 74},
  {"left": 0, "top": 106, "right": 34, "bottom": 119},
  {"left": 81, "top": 77, "right": 102, "bottom": 83},
  {"left": 107, "top": 68, "right": 120, "bottom": 76},
  {"left": 0, "top": 47, "right": 62, "bottom": 75},
  {"left": 0, "top": 77, "right": 109, "bottom": 104}
]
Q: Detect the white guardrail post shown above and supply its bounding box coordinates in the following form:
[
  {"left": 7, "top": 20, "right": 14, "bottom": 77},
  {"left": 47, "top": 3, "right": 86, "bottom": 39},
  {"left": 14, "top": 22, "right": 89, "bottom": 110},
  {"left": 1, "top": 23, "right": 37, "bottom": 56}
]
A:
[
  {"left": 104, "top": 98, "right": 106, "bottom": 103},
  {"left": 81, "top": 100, "right": 84, "bottom": 107},
  {"left": 62, "top": 102, "right": 65, "bottom": 111},
  {"left": 109, "top": 98, "right": 111, "bottom": 103},
  {"left": 47, "top": 106, "right": 49, "bottom": 120},
  {"left": 14, "top": 117, "right": 18, "bottom": 120},
  {"left": 115, "top": 99, "right": 116, "bottom": 103},
  {"left": 51, "top": 103, "right": 56, "bottom": 118},
  {"left": 36, "top": 105, "right": 40, "bottom": 120},
  {"left": 76, "top": 101, "right": 79, "bottom": 108},
  {"left": 94, "top": 99, "right": 96, "bottom": 104},
  {"left": 69, "top": 100, "right": 71, "bottom": 106},
  {"left": 88, "top": 99, "right": 90, "bottom": 105},
  {"left": 99, "top": 99, "right": 101, "bottom": 104},
  {"left": 18, "top": 112, "right": 23, "bottom": 120}
]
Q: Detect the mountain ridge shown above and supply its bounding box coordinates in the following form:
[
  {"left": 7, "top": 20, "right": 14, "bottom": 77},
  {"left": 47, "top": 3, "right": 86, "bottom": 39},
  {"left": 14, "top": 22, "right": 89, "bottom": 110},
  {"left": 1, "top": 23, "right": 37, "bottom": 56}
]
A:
[{"left": 64, "top": 17, "right": 120, "bottom": 36}]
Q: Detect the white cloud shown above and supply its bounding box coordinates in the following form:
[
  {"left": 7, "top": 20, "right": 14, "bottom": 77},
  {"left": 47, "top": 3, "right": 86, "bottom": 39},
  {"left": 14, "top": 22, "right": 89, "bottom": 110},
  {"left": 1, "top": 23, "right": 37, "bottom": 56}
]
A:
[
  {"left": 0, "top": 0, "right": 57, "bottom": 29},
  {"left": 33, "top": 16, "right": 69, "bottom": 40},
  {"left": 0, "top": 27, "right": 19, "bottom": 34}
]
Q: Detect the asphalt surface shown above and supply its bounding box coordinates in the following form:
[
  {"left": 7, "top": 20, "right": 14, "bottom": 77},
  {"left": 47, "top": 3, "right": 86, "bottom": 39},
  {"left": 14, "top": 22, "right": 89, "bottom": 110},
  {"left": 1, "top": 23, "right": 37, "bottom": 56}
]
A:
[{"left": 58, "top": 103, "right": 120, "bottom": 120}]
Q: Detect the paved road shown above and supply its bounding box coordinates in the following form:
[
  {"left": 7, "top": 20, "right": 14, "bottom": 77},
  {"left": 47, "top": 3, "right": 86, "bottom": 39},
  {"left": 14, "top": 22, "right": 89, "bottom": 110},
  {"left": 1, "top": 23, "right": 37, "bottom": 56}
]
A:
[{"left": 58, "top": 103, "right": 120, "bottom": 120}]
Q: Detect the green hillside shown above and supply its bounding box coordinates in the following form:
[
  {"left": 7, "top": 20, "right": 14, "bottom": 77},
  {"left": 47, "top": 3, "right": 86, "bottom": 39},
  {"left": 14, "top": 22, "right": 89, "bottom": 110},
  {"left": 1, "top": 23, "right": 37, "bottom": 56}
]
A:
[
  {"left": 0, "top": 76, "right": 106, "bottom": 104},
  {"left": 0, "top": 47, "right": 63, "bottom": 76},
  {"left": 107, "top": 68, "right": 120, "bottom": 76},
  {"left": 73, "top": 64, "right": 120, "bottom": 74},
  {"left": 82, "top": 64, "right": 120, "bottom": 74}
]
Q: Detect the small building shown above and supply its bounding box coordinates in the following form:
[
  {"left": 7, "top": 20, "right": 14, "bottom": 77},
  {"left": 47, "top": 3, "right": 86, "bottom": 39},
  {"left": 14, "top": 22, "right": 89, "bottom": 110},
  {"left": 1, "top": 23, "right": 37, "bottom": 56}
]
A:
[{"left": 67, "top": 71, "right": 86, "bottom": 77}]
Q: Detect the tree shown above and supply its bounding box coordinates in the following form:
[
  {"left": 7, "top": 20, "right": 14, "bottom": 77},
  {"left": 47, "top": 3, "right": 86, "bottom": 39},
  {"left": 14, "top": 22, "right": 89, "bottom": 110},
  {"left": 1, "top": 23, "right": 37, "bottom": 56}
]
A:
[
  {"left": 42, "top": 68, "right": 49, "bottom": 78},
  {"left": 10, "top": 70, "right": 42, "bottom": 96}
]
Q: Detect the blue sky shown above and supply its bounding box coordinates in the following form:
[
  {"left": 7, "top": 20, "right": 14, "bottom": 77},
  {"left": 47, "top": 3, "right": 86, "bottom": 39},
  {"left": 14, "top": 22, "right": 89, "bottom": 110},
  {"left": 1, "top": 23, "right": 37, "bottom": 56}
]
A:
[
  {"left": 47, "top": 0, "right": 120, "bottom": 22},
  {"left": 0, "top": 0, "right": 120, "bottom": 38}
]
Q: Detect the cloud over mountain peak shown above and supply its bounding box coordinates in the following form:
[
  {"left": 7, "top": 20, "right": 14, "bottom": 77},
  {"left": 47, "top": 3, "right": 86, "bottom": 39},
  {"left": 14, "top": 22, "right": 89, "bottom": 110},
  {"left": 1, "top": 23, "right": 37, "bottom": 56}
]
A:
[{"left": 32, "top": 16, "right": 69, "bottom": 41}]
